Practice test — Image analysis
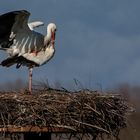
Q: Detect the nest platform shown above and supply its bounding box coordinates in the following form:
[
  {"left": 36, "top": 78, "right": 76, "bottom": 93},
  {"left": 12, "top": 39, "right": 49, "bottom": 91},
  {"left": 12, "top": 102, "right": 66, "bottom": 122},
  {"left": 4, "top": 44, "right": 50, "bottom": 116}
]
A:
[{"left": 0, "top": 88, "right": 130, "bottom": 139}]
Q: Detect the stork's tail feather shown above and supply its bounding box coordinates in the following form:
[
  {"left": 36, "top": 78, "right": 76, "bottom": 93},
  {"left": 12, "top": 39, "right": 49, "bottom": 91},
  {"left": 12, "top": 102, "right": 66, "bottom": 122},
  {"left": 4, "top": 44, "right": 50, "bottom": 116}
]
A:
[
  {"left": 0, "top": 46, "right": 8, "bottom": 50},
  {"left": 0, "top": 56, "right": 18, "bottom": 67},
  {"left": 0, "top": 56, "right": 39, "bottom": 68}
]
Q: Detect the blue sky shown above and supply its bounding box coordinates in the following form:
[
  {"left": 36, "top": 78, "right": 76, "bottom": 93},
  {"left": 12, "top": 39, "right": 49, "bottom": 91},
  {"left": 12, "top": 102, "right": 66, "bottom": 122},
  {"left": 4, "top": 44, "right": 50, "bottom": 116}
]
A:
[{"left": 0, "top": 0, "right": 140, "bottom": 90}]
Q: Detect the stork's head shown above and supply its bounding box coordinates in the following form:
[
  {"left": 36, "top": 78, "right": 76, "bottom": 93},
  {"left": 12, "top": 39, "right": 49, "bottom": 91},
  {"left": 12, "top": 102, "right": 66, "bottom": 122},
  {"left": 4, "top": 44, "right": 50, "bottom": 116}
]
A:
[{"left": 47, "top": 23, "right": 57, "bottom": 45}]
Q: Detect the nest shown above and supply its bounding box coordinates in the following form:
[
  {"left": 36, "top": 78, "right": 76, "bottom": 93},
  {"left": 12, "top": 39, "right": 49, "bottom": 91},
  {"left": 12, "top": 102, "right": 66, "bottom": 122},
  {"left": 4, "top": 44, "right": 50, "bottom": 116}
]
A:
[{"left": 0, "top": 88, "right": 130, "bottom": 140}]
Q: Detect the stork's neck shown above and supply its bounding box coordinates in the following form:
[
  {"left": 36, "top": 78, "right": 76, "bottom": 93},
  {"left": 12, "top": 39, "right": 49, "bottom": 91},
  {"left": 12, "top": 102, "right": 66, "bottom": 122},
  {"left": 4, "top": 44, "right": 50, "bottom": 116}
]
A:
[{"left": 44, "top": 28, "right": 52, "bottom": 46}]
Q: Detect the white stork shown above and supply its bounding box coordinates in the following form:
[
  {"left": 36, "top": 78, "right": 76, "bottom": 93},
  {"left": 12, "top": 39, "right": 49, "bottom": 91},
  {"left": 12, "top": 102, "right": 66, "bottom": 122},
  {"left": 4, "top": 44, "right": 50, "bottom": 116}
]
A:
[{"left": 0, "top": 10, "right": 57, "bottom": 93}]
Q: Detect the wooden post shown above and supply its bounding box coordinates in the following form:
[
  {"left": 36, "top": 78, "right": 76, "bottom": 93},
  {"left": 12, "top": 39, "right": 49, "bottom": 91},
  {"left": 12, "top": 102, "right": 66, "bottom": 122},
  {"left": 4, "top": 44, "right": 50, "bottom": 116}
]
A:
[{"left": 24, "top": 132, "right": 51, "bottom": 140}]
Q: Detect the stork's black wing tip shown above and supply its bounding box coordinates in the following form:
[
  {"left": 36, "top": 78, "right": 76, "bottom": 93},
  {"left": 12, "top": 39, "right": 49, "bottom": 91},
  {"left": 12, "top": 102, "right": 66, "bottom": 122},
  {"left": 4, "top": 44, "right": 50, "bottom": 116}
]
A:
[
  {"left": 13, "top": 10, "right": 30, "bottom": 15},
  {"left": 0, "top": 10, "right": 30, "bottom": 17}
]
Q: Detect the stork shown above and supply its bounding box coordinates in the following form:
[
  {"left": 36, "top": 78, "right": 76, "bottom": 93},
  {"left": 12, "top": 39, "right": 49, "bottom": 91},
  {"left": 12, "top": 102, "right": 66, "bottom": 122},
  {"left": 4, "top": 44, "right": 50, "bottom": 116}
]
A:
[{"left": 0, "top": 10, "right": 57, "bottom": 93}]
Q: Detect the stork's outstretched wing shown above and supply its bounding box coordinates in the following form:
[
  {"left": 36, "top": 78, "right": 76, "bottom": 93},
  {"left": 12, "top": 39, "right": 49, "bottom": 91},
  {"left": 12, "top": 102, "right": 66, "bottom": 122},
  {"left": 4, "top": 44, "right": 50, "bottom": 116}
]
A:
[
  {"left": 0, "top": 10, "right": 30, "bottom": 49},
  {"left": 28, "top": 21, "right": 44, "bottom": 30}
]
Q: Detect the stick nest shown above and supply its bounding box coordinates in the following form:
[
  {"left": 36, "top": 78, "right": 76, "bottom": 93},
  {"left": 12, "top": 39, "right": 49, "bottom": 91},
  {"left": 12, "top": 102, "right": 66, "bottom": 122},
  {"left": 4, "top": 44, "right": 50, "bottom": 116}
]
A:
[{"left": 0, "top": 88, "right": 130, "bottom": 139}]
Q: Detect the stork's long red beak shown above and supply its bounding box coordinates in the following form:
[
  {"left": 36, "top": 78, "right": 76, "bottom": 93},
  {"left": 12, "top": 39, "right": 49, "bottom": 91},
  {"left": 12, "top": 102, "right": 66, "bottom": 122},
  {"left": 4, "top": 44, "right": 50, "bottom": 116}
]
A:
[{"left": 51, "top": 30, "right": 56, "bottom": 45}]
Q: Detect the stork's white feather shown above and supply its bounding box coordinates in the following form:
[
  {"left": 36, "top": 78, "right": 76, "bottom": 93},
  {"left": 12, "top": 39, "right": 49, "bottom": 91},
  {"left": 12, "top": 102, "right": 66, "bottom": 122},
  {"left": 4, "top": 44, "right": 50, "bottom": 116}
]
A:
[
  {"left": 22, "top": 46, "right": 55, "bottom": 65},
  {"left": 28, "top": 21, "right": 44, "bottom": 30}
]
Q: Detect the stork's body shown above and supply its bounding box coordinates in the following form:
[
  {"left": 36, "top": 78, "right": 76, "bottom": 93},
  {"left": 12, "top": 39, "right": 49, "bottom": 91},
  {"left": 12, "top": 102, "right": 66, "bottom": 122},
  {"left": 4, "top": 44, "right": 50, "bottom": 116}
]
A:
[
  {"left": 8, "top": 31, "right": 44, "bottom": 57},
  {"left": 0, "top": 10, "right": 57, "bottom": 93}
]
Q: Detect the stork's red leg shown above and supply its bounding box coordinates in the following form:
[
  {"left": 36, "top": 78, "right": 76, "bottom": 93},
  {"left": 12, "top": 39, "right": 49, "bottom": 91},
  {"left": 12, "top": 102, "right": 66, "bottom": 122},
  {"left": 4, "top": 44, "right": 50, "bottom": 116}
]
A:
[{"left": 28, "top": 67, "right": 33, "bottom": 93}]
